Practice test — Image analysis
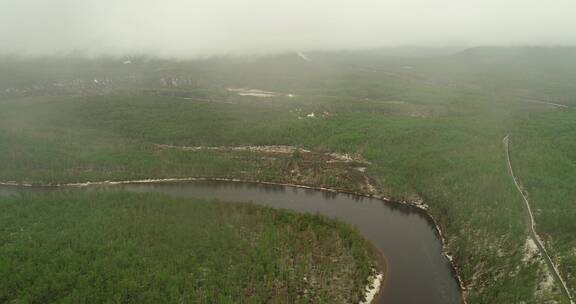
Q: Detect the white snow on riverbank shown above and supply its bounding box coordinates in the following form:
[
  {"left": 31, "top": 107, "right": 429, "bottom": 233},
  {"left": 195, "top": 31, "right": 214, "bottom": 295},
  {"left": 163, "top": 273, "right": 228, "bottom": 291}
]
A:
[
  {"left": 1, "top": 176, "right": 463, "bottom": 304},
  {"left": 360, "top": 272, "right": 383, "bottom": 304},
  {"left": 0, "top": 181, "right": 33, "bottom": 187}
]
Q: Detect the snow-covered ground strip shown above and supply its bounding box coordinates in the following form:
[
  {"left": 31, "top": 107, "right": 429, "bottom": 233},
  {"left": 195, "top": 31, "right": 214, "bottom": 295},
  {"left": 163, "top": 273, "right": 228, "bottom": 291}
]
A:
[
  {"left": 154, "top": 144, "right": 371, "bottom": 164},
  {"left": 154, "top": 144, "right": 311, "bottom": 154},
  {"left": 360, "top": 272, "right": 383, "bottom": 304},
  {"left": 227, "top": 87, "right": 282, "bottom": 98}
]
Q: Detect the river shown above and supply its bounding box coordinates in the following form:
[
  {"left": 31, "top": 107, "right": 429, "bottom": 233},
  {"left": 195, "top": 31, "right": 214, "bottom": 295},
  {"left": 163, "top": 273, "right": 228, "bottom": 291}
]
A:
[{"left": 0, "top": 180, "right": 462, "bottom": 304}]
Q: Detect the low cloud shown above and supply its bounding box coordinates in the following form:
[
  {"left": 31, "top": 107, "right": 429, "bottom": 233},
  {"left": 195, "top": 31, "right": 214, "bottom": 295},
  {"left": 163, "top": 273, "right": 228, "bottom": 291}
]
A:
[{"left": 1, "top": 0, "right": 575, "bottom": 57}]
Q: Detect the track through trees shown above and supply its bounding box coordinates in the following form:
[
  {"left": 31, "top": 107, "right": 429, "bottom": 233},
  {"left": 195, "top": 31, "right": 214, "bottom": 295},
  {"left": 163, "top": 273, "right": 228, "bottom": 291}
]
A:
[{"left": 504, "top": 135, "right": 574, "bottom": 304}]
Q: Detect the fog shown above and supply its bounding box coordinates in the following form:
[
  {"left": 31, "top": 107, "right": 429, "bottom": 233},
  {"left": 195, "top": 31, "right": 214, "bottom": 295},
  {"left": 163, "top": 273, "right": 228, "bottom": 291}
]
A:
[{"left": 2, "top": 0, "right": 576, "bottom": 57}]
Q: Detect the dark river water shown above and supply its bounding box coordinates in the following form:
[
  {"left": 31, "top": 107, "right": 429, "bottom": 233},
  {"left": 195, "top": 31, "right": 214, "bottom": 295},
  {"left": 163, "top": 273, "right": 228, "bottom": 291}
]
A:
[{"left": 1, "top": 181, "right": 462, "bottom": 304}]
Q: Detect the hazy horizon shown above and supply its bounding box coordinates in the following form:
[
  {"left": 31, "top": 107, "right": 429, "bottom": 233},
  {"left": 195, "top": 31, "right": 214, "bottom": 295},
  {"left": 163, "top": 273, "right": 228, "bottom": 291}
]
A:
[{"left": 2, "top": 0, "right": 576, "bottom": 58}]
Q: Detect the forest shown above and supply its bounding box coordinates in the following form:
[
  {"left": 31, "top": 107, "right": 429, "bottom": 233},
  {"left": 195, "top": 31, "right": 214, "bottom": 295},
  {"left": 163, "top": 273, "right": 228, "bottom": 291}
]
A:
[
  {"left": 0, "top": 191, "right": 377, "bottom": 303},
  {"left": 1, "top": 47, "right": 576, "bottom": 303}
]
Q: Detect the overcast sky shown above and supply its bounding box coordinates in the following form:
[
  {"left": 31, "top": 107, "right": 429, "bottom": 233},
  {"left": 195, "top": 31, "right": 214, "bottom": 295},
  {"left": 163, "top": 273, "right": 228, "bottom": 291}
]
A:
[{"left": 1, "top": 0, "right": 575, "bottom": 57}]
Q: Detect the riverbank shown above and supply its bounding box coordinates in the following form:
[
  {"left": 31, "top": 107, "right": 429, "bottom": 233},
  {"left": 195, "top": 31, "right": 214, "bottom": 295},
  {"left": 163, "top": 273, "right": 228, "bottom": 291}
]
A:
[
  {"left": 1, "top": 176, "right": 466, "bottom": 303},
  {"left": 361, "top": 235, "right": 388, "bottom": 304}
]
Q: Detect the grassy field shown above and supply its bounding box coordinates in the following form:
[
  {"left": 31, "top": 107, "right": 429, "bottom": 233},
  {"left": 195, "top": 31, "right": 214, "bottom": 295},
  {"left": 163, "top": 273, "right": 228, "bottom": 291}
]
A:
[
  {"left": 0, "top": 191, "right": 377, "bottom": 303},
  {"left": 1, "top": 47, "right": 575, "bottom": 303}
]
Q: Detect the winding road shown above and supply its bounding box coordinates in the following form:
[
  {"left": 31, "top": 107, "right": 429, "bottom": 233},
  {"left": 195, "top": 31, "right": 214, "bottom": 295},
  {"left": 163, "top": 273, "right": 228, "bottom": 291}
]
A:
[{"left": 504, "top": 135, "right": 575, "bottom": 304}]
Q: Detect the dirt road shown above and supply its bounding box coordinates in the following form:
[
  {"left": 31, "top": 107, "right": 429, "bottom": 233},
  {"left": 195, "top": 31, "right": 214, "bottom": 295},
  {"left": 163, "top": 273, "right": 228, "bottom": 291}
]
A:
[{"left": 504, "top": 135, "right": 574, "bottom": 304}]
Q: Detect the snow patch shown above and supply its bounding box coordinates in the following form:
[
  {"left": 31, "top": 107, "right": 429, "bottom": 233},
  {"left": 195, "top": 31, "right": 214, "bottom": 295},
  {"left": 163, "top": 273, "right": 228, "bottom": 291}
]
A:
[
  {"left": 297, "top": 51, "right": 311, "bottom": 61},
  {"left": 360, "top": 272, "right": 383, "bottom": 304},
  {"left": 155, "top": 144, "right": 311, "bottom": 154},
  {"left": 154, "top": 144, "right": 371, "bottom": 165},
  {"left": 539, "top": 269, "right": 555, "bottom": 293},
  {"left": 523, "top": 237, "right": 539, "bottom": 262},
  {"left": 327, "top": 152, "right": 353, "bottom": 162},
  {"left": 227, "top": 88, "right": 281, "bottom": 98}
]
